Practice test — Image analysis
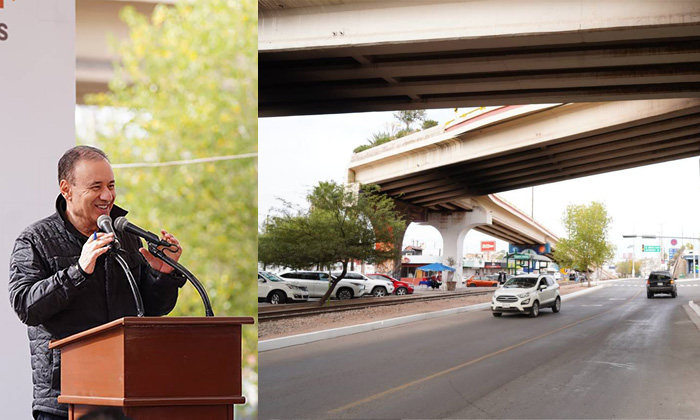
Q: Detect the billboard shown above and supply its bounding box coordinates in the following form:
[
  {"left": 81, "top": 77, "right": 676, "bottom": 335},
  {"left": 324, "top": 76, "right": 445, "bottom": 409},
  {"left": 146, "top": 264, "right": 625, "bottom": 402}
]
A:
[
  {"left": 480, "top": 241, "right": 496, "bottom": 252},
  {"left": 509, "top": 243, "right": 551, "bottom": 255}
]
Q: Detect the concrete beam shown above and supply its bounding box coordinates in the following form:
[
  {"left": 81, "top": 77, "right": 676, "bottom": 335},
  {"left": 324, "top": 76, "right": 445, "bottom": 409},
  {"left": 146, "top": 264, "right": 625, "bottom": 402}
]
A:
[
  {"left": 260, "top": 0, "right": 700, "bottom": 53},
  {"left": 352, "top": 100, "right": 700, "bottom": 182},
  {"left": 75, "top": 0, "right": 167, "bottom": 103},
  {"left": 260, "top": 0, "right": 700, "bottom": 116}
]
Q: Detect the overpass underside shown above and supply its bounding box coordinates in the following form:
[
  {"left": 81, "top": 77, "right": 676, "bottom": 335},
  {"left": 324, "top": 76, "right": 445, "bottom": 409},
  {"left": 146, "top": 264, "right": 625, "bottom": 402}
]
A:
[
  {"left": 349, "top": 98, "right": 700, "bottom": 213},
  {"left": 259, "top": 0, "right": 700, "bottom": 117}
]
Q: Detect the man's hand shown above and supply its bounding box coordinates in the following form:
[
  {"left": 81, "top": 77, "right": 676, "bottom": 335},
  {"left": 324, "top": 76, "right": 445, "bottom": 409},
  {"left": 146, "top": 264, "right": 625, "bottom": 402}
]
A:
[
  {"left": 79, "top": 232, "right": 114, "bottom": 274},
  {"left": 139, "top": 230, "right": 183, "bottom": 274}
]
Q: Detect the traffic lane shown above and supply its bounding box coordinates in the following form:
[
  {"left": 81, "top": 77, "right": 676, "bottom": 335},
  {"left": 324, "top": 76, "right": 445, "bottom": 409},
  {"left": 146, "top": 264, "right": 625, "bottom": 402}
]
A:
[
  {"left": 452, "top": 283, "right": 700, "bottom": 419},
  {"left": 326, "top": 287, "right": 650, "bottom": 419},
  {"left": 259, "top": 285, "right": 643, "bottom": 419},
  {"left": 333, "top": 285, "right": 700, "bottom": 419}
]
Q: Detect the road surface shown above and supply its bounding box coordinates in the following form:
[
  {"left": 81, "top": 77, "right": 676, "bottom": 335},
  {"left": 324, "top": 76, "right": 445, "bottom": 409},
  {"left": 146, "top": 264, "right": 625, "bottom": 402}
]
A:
[{"left": 259, "top": 279, "right": 700, "bottom": 419}]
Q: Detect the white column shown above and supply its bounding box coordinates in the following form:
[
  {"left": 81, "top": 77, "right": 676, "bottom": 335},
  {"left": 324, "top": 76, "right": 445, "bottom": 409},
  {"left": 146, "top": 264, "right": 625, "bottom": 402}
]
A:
[{"left": 421, "top": 207, "right": 492, "bottom": 289}]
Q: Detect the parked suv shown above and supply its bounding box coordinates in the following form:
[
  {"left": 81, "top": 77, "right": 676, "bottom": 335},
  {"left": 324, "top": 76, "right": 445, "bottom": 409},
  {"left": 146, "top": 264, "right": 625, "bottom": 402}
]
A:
[
  {"left": 258, "top": 271, "right": 310, "bottom": 304},
  {"left": 279, "top": 271, "right": 366, "bottom": 299},
  {"left": 332, "top": 272, "right": 395, "bottom": 297},
  {"left": 647, "top": 271, "right": 677, "bottom": 298},
  {"left": 491, "top": 274, "right": 561, "bottom": 317}
]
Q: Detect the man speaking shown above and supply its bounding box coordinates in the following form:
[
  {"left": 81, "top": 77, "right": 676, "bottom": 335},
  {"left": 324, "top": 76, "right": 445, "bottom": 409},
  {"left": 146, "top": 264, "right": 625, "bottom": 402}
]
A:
[{"left": 8, "top": 145, "right": 187, "bottom": 420}]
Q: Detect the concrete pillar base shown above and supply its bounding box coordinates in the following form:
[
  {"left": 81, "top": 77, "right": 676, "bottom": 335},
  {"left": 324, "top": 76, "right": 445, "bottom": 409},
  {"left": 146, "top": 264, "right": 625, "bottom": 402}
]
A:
[{"left": 420, "top": 208, "right": 492, "bottom": 289}]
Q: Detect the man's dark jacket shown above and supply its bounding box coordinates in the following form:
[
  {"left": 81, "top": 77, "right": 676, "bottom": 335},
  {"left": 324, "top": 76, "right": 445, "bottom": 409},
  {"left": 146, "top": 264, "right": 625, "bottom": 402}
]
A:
[{"left": 8, "top": 196, "right": 186, "bottom": 419}]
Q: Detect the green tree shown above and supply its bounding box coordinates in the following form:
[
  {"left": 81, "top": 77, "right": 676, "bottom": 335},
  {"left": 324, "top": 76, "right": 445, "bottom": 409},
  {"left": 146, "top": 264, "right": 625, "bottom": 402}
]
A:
[
  {"left": 79, "top": 0, "right": 257, "bottom": 416},
  {"left": 554, "top": 202, "right": 615, "bottom": 286},
  {"left": 354, "top": 110, "right": 432, "bottom": 153},
  {"left": 615, "top": 260, "right": 642, "bottom": 276},
  {"left": 393, "top": 110, "right": 427, "bottom": 131},
  {"left": 353, "top": 130, "right": 394, "bottom": 153},
  {"left": 421, "top": 119, "right": 439, "bottom": 129},
  {"left": 259, "top": 182, "right": 405, "bottom": 306}
]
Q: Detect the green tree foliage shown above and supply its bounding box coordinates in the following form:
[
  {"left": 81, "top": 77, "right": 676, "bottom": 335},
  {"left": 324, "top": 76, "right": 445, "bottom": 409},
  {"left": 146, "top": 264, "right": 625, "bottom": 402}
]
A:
[
  {"left": 354, "top": 110, "right": 433, "bottom": 153},
  {"left": 554, "top": 202, "right": 615, "bottom": 285},
  {"left": 259, "top": 182, "right": 405, "bottom": 306},
  {"left": 353, "top": 130, "right": 394, "bottom": 153},
  {"left": 615, "top": 260, "right": 643, "bottom": 276},
  {"left": 79, "top": 0, "right": 257, "bottom": 414},
  {"left": 393, "top": 110, "right": 427, "bottom": 131},
  {"left": 421, "top": 119, "right": 439, "bottom": 129}
]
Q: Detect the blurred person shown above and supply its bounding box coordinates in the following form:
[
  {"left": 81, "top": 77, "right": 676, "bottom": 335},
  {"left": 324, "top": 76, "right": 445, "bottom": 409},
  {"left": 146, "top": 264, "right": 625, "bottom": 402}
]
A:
[{"left": 9, "top": 146, "right": 186, "bottom": 420}]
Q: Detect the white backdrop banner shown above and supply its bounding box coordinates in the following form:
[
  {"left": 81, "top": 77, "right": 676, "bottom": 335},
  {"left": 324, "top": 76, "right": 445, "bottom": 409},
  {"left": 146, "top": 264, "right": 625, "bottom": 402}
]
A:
[{"left": 0, "top": 0, "right": 75, "bottom": 417}]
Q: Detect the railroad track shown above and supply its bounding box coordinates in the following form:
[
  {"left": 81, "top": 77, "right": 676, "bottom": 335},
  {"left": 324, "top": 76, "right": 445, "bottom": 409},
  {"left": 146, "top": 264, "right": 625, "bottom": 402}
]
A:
[{"left": 258, "top": 289, "right": 494, "bottom": 322}]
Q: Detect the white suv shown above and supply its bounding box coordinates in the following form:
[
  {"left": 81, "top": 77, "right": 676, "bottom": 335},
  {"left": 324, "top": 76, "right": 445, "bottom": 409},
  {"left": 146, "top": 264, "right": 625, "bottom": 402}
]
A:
[
  {"left": 332, "top": 272, "right": 395, "bottom": 297},
  {"left": 258, "top": 271, "right": 310, "bottom": 304},
  {"left": 491, "top": 274, "right": 560, "bottom": 317},
  {"left": 280, "top": 271, "right": 367, "bottom": 299}
]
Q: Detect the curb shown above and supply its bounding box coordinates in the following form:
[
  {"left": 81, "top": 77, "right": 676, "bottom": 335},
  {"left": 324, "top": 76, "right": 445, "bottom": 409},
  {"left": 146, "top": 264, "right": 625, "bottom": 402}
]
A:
[
  {"left": 684, "top": 300, "right": 700, "bottom": 333},
  {"left": 259, "top": 285, "right": 603, "bottom": 352},
  {"left": 689, "top": 300, "right": 700, "bottom": 317}
]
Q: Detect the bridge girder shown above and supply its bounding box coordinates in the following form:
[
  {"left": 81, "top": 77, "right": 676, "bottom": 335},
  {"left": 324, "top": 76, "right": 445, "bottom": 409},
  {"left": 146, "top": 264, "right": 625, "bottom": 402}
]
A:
[{"left": 260, "top": 0, "right": 700, "bottom": 117}]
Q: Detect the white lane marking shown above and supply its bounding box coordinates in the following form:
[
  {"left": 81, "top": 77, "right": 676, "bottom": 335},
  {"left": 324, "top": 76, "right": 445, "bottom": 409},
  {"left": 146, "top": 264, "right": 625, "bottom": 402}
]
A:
[
  {"left": 589, "top": 361, "right": 636, "bottom": 370},
  {"left": 581, "top": 304, "right": 603, "bottom": 307}
]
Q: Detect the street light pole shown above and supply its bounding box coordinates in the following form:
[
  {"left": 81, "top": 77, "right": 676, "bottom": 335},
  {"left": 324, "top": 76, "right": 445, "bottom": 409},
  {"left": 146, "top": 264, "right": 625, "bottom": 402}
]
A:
[{"left": 624, "top": 235, "right": 637, "bottom": 279}]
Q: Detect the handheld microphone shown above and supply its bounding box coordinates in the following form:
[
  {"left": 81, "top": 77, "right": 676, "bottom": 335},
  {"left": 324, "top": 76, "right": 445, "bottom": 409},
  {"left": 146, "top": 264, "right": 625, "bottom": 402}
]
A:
[
  {"left": 97, "top": 215, "right": 121, "bottom": 250},
  {"left": 114, "top": 216, "right": 174, "bottom": 248}
]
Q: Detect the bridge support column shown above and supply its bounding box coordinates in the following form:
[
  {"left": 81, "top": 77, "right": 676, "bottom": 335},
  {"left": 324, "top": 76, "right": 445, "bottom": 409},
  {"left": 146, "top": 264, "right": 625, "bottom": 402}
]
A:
[{"left": 422, "top": 208, "right": 492, "bottom": 289}]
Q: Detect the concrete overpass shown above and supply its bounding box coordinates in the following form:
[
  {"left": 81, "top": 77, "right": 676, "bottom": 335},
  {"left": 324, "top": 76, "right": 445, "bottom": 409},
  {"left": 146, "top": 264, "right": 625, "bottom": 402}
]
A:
[
  {"left": 349, "top": 98, "right": 700, "bottom": 208},
  {"left": 76, "top": 0, "right": 172, "bottom": 103},
  {"left": 259, "top": 0, "right": 700, "bottom": 117},
  {"left": 347, "top": 97, "right": 700, "bottom": 268}
]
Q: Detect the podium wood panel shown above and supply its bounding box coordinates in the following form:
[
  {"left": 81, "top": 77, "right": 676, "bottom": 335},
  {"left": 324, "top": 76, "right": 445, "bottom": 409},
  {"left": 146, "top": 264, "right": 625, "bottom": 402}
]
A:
[
  {"left": 50, "top": 317, "right": 254, "bottom": 420},
  {"left": 72, "top": 404, "right": 233, "bottom": 420}
]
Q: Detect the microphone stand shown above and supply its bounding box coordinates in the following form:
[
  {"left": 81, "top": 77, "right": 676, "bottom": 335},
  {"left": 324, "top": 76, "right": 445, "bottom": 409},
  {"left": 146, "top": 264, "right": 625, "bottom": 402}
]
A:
[
  {"left": 148, "top": 243, "right": 215, "bottom": 317},
  {"left": 111, "top": 251, "right": 145, "bottom": 317}
]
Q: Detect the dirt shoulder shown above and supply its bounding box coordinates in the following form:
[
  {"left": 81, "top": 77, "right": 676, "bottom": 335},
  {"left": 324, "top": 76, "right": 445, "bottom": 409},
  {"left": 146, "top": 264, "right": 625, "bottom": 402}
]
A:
[{"left": 259, "top": 283, "right": 592, "bottom": 340}]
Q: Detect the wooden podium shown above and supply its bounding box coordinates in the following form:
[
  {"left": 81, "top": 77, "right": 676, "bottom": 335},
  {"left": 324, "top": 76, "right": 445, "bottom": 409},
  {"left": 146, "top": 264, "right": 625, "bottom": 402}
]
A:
[{"left": 49, "top": 316, "right": 255, "bottom": 420}]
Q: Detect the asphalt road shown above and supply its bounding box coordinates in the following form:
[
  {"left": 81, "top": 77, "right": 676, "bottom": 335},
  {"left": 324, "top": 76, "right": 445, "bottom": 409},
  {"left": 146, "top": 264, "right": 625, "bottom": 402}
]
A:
[{"left": 259, "top": 279, "right": 700, "bottom": 419}]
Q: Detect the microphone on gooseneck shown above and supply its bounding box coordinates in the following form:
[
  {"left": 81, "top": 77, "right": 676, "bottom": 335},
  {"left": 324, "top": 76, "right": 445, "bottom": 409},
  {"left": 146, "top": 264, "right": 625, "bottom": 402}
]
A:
[
  {"left": 97, "top": 214, "right": 121, "bottom": 250},
  {"left": 113, "top": 216, "right": 174, "bottom": 248}
]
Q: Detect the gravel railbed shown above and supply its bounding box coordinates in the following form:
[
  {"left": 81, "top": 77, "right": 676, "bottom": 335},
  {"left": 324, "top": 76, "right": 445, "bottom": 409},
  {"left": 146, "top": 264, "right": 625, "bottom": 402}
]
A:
[{"left": 259, "top": 283, "right": 592, "bottom": 340}]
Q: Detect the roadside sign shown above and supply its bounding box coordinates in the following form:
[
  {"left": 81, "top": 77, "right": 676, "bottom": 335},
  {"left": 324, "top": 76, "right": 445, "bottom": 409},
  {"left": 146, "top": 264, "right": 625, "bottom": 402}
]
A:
[
  {"left": 670, "top": 248, "right": 678, "bottom": 259},
  {"left": 671, "top": 239, "right": 678, "bottom": 246},
  {"left": 481, "top": 241, "right": 496, "bottom": 252},
  {"left": 643, "top": 245, "right": 661, "bottom": 252}
]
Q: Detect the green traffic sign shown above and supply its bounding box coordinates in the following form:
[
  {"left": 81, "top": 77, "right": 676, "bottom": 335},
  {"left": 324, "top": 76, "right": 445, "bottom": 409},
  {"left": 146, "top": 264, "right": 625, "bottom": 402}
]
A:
[
  {"left": 511, "top": 254, "right": 530, "bottom": 260},
  {"left": 643, "top": 245, "right": 661, "bottom": 252}
]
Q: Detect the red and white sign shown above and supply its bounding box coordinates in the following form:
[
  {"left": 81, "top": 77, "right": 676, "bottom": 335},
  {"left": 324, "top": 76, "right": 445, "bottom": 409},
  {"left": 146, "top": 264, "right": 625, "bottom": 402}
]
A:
[
  {"left": 481, "top": 241, "right": 496, "bottom": 252},
  {"left": 671, "top": 239, "right": 678, "bottom": 246}
]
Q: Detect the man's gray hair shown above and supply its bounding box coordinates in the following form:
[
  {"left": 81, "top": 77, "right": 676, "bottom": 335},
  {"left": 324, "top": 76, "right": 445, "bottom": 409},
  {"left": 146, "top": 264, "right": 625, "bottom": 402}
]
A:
[{"left": 58, "top": 145, "right": 110, "bottom": 184}]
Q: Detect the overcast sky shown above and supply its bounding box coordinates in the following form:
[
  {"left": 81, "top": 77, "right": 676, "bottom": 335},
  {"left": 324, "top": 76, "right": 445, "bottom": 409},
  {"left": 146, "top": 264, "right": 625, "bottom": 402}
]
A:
[{"left": 259, "top": 108, "right": 700, "bottom": 262}]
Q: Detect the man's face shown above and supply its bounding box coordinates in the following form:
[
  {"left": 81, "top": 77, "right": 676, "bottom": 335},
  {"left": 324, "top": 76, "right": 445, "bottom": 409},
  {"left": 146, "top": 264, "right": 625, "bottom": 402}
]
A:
[{"left": 61, "top": 158, "right": 116, "bottom": 232}]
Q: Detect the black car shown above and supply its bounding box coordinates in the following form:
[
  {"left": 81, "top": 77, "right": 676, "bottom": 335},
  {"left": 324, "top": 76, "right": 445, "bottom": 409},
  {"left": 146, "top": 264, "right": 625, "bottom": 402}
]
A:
[{"left": 646, "top": 271, "right": 677, "bottom": 298}]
